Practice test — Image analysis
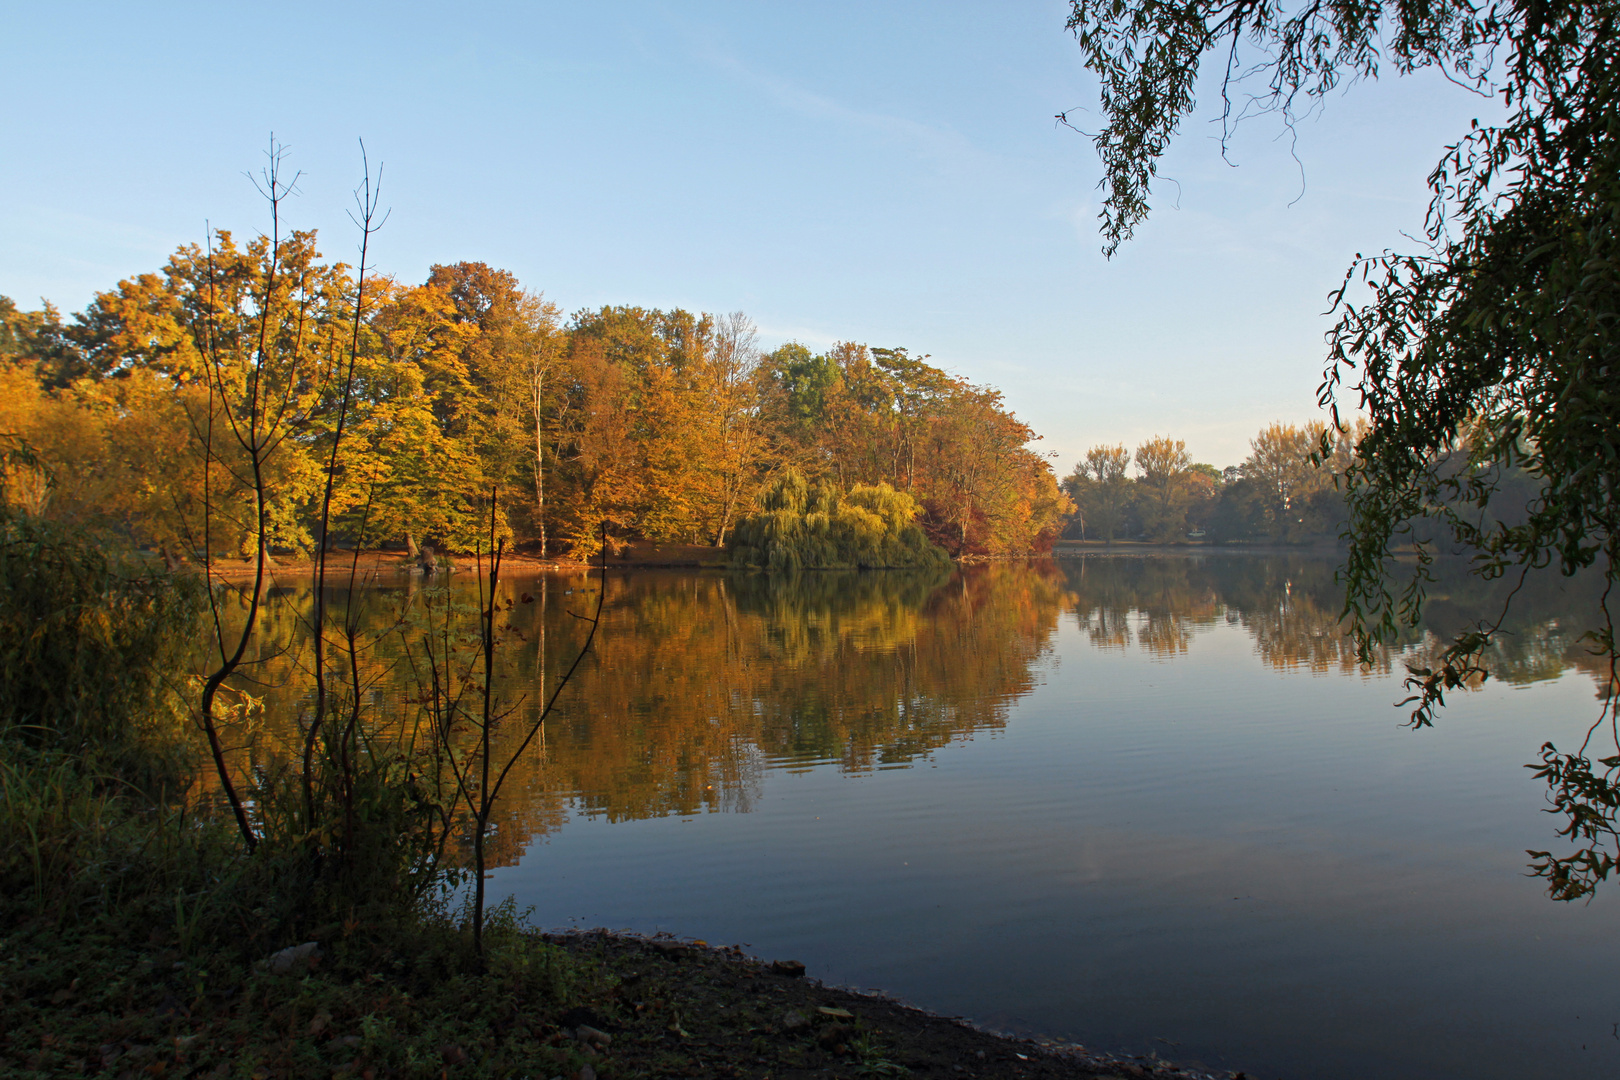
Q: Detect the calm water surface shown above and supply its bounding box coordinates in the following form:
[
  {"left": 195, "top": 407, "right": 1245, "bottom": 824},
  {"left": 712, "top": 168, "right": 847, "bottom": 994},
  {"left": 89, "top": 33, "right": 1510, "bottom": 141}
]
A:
[{"left": 269, "top": 555, "right": 1620, "bottom": 1079}]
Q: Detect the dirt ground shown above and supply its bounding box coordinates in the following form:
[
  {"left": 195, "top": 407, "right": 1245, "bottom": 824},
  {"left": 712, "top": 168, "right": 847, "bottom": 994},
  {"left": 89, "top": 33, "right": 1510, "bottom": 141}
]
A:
[{"left": 543, "top": 931, "right": 1244, "bottom": 1080}]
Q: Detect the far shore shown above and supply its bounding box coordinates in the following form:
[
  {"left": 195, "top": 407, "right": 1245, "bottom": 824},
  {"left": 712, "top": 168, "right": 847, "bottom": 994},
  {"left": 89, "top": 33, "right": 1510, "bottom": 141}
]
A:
[
  {"left": 1052, "top": 538, "right": 1342, "bottom": 556},
  {"left": 187, "top": 537, "right": 1345, "bottom": 581},
  {"left": 191, "top": 539, "right": 729, "bottom": 581}
]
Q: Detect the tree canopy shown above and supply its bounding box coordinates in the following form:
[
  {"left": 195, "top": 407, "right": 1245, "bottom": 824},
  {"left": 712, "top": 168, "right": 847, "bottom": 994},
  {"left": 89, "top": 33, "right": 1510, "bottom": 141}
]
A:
[
  {"left": 1061, "top": 421, "right": 1352, "bottom": 545},
  {"left": 1064, "top": 0, "right": 1620, "bottom": 897},
  {"left": 0, "top": 245, "right": 1070, "bottom": 565}
]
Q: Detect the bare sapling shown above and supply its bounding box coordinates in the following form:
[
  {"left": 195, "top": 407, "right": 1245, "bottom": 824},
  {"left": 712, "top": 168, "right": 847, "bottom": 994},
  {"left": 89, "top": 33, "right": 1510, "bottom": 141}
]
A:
[
  {"left": 304, "top": 143, "right": 388, "bottom": 839},
  {"left": 194, "top": 139, "right": 308, "bottom": 852},
  {"left": 416, "top": 492, "right": 605, "bottom": 957}
]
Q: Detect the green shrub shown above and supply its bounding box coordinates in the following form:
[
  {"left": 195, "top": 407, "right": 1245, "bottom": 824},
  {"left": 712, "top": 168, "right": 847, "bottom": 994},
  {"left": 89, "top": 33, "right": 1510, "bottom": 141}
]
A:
[{"left": 0, "top": 508, "right": 204, "bottom": 794}]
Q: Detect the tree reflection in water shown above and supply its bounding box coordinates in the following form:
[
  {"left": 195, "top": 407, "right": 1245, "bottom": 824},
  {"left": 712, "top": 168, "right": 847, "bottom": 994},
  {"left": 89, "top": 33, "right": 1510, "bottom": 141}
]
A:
[
  {"left": 221, "top": 555, "right": 1611, "bottom": 873},
  {"left": 1062, "top": 554, "right": 1612, "bottom": 691}
]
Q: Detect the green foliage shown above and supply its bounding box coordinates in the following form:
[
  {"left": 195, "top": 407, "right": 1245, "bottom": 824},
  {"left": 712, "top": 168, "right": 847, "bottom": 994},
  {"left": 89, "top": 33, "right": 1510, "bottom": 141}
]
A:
[
  {"left": 1062, "top": 426, "right": 1346, "bottom": 545},
  {"left": 767, "top": 342, "right": 841, "bottom": 432},
  {"left": 729, "top": 470, "right": 950, "bottom": 571},
  {"left": 0, "top": 509, "right": 251, "bottom": 943},
  {"left": 0, "top": 506, "right": 451, "bottom": 943},
  {"left": 0, "top": 506, "right": 203, "bottom": 793},
  {"left": 1064, "top": 0, "right": 1506, "bottom": 257}
]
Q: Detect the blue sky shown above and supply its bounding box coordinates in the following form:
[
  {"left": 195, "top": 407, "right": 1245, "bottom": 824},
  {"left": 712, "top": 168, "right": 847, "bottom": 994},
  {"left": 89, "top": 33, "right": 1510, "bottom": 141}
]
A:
[{"left": 2, "top": 2, "right": 1498, "bottom": 470}]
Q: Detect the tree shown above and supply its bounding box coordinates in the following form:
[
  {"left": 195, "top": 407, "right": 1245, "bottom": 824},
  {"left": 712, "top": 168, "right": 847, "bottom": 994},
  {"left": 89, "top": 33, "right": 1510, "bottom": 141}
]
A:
[
  {"left": 871, "top": 346, "right": 952, "bottom": 493},
  {"left": 704, "top": 312, "right": 769, "bottom": 547},
  {"left": 728, "top": 469, "right": 949, "bottom": 570},
  {"left": 0, "top": 297, "right": 86, "bottom": 389},
  {"left": 1064, "top": 443, "right": 1133, "bottom": 545},
  {"left": 1243, "top": 422, "right": 1331, "bottom": 541},
  {"left": 1183, "top": 463, "right": 1222, "bottom": 535},
  {"left": 1134, "top": 435, "right": 1191, "bottom": 541},
  {"left": 1064, "top": 0, "right": 1620, "bottom": 897}
]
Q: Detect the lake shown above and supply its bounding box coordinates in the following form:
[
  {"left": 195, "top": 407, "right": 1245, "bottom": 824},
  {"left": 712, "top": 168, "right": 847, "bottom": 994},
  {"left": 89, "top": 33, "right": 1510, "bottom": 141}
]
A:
[{"left": 247, "top": 554, "right": 1620, "bottom": 1080}]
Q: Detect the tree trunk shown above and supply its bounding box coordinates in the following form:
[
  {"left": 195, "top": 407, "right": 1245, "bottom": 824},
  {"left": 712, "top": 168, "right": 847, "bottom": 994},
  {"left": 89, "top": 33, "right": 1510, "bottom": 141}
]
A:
[
  {"left": 713, "top": 479, "right": 738, "bottom": 548},
  {"left": 533, "top": 368, "right": 547, "bottom": 559}
]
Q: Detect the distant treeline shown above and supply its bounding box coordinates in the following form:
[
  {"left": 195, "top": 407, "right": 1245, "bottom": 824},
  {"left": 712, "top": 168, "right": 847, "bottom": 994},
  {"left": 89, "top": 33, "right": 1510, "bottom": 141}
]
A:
[
  {"left": 0, "top": 235, "right": 1070, "bottom": 561},
  {"left": 1062, "top": 425, "right": 1362, "bottom": 545}
]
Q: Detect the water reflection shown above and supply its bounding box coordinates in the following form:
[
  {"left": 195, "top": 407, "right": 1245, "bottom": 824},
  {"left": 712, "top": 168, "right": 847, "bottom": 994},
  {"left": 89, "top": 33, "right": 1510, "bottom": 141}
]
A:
[
  {"left": 1062, "top": 553, "right": 1613, "bottom": 691},
  {"left": 228, "top": 554, "right": 1610, "bottom": 872},
  {"left": 210, "top": 555, "right": 1620, "bottom": 1080},
  {"left": 232, "top": 562, "right": 1076, "bottom": 864}
]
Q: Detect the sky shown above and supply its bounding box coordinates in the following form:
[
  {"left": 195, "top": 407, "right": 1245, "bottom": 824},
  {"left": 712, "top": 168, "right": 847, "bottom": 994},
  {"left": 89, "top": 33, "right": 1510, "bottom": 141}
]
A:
[{"left": 1, "top": 2, "right": 1502, "bottom": 470}]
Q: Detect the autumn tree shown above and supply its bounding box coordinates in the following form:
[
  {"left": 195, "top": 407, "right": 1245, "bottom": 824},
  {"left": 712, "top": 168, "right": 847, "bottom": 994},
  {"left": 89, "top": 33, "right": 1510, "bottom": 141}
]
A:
[
  {"left": 333, "top": 277, "right": 477, "bottom": 554},
  {"left": 1243, "top": 422, "right": 1332, "bottom": 541},
  {"left": 705, "top": 312, "right": 770, "bottom": 546},
  {"left": 12, "top": 247, "right": 1070, "bottom": 564},
  {"left": 1134, "top": 435, "right": 1192, "bottom": 541},
  {"left": 1064, "top": 443, "right": 1132, "bottom": 545},
  {"left": 1183, "top": 462, "right": 1222, "bottom": 534},
  {"left": 551, "top": 308, "right": 652, "bottom": 553}
]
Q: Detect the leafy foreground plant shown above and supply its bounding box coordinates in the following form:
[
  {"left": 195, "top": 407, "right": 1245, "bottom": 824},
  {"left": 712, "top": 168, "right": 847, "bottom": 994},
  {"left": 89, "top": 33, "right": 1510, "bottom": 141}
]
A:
[{"left": 1061, "top": 0, "right": 1620, "bottom": 899}]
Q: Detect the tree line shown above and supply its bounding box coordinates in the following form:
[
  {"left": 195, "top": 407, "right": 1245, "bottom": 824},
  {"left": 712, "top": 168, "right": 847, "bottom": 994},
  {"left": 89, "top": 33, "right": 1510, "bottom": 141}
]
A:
[
  {"left": 0, "top": 238, "right": 1070, "bottom": 563},
  {"left": 1061, "top": 423, "right": 1362, "bottom": 545}
]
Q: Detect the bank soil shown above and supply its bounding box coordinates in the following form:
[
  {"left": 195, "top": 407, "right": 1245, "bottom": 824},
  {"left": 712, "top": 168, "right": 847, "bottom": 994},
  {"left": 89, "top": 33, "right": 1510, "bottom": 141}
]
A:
[{"left": 545, "top": 931, "right": 1239, "bottom": 1080}]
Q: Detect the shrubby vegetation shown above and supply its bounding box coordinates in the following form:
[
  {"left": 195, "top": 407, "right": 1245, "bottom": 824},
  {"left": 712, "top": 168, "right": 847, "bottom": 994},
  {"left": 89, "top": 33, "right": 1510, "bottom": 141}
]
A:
[{"left": 0, "top": 492, "right": 619, "bottom": 1076}]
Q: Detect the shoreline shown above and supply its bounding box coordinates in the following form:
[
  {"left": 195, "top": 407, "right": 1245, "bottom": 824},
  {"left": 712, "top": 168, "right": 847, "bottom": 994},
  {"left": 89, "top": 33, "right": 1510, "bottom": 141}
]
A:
[
  {"left": 5, "top": 914, "right": 1250, "bottom": 1080},
  {"left": 189, "top": 541, "right": 1341, "bottom": 582},
  {"left": 538, "top": 928, "right": 1244, "bottom": 1080}
]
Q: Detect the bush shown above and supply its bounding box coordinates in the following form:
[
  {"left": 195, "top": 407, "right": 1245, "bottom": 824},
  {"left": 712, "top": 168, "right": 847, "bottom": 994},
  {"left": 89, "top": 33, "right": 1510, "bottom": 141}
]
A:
[
  {"left": 0, "top": 508, "right": 203, "bottom": 793},
  {"left": 0, "top": 507, "right": 448, "bottom": 950}
]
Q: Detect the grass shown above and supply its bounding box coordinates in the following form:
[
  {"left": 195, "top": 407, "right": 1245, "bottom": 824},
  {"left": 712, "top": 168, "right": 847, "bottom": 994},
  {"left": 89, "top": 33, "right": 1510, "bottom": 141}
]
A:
[
  {"left": 0, "top": 899, "right": 600, "bottom": 1079},
  {"left": 1, "top": 909, "right": 1193, "bottom": 1080}
]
